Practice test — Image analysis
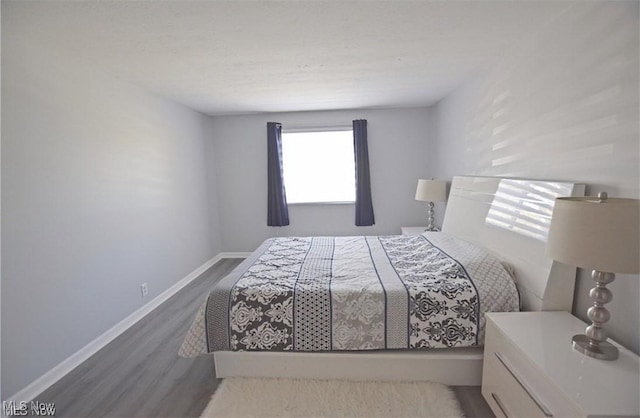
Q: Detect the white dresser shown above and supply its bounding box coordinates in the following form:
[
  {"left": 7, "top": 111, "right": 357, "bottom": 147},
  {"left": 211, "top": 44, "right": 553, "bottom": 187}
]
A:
[{"left": 482, "top": 312, "right": 639, "bottom": 418}]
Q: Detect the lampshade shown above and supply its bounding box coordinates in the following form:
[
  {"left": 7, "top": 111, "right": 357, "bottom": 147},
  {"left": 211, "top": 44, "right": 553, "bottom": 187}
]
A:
[
  {"left": 547, "top": 196, "right": 640, "bottom": 274},
  {"left": 415, "top": 179, "right": 447, "bottom": 202}
]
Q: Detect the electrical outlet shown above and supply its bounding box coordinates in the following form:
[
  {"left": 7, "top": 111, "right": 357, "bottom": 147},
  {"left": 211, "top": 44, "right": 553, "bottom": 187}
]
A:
[{"left": 141, "top": 282, "right": 148, "bottom": 297}]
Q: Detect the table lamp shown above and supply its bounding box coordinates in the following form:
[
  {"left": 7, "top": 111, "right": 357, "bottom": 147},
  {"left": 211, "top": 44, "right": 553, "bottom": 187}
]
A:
[
  {"left": 415, "top": 179, "right": 447, "bottom": 231},
  {"left": 547, "top": 193, "right": 639, "bottom": 360}
]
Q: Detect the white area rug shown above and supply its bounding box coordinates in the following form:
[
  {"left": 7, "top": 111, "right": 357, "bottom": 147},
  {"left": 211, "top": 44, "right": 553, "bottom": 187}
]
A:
[{"left": 201, "top": 378, "right": 464, "bottom": 417}]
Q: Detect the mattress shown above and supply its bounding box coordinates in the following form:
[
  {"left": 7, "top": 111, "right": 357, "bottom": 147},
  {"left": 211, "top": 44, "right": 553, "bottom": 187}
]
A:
[{"left": 180, "top": 232, "right": 519, "bottom": 357}]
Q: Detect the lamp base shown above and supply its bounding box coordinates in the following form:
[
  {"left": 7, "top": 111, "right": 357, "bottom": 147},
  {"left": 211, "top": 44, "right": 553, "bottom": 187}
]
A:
[
  {"left": 426, "top": 201, "right": 436, "bottom": 231},
  {"left": 572, "top": 334, "right": 619, "bottom": 360}
]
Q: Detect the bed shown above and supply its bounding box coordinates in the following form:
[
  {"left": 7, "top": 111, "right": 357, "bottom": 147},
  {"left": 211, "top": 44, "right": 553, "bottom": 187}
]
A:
[{"left": 181, "top": 176, "right": 585, "bottom": 385}]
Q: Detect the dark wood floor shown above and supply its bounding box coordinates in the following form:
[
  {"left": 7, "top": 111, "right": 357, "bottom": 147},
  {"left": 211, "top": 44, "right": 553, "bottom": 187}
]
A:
[{"left": 34, "top": 258, "right": 494, "bottom": 417}]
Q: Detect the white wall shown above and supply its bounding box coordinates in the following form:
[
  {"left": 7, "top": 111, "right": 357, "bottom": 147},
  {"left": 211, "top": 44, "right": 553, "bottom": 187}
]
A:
[
  {"left": 204, "top": 118, "right": 224, "bottom": 253},
  {"left": 0, "top": 3, "right": 3, "bottom": 404},
  {"left": 210, "top": 108, "right": 434, "bottom": 251},
  {"left": 1, "top": 31, "right": 221, "bottom": 396},
  {"left": 432, "top": 2, "right": 639, "bottom": 353}
]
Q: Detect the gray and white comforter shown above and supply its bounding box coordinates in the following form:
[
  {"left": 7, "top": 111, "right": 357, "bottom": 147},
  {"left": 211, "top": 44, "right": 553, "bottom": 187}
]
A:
[{"left": 179, "top": 232, "right": 519, "bottom": 357}]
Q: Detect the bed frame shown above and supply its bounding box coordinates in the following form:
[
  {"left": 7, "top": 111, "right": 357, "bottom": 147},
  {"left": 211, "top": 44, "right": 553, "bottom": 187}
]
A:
[{"left": 213, "top": 176, "right": 585, "bottom": 385}]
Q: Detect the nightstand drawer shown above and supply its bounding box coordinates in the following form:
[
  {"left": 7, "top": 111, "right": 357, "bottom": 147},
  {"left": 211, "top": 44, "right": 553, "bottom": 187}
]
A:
[
  {"left": 482, "top": 319, "right": 582, "bottom": 418},
  {"left": 483, "top": 352, "right": 550, "bottom": 417}
]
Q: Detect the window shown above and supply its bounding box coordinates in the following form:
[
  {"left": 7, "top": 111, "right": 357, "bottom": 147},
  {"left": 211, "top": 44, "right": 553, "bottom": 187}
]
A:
[{"left": 281, "top": 129, "right": 355, "bottom": 204}]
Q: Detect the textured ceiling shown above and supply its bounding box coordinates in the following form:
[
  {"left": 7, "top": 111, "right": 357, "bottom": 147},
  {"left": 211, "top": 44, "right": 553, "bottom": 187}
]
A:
[{"left": 3, "top": 1, "right": 572, "bottom": 115}]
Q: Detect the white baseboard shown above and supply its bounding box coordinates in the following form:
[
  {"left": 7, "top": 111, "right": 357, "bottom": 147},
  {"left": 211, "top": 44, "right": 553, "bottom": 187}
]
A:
[
  {"left": 6, "top": 253, "right": 228, "bottom": 403},
  {"left": 219, "top": 251, "right": 251, "bottom": 258}
]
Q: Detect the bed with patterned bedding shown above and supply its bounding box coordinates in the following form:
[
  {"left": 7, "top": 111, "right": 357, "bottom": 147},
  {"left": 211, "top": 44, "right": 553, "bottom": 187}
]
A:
[{"left": 179, "top": 232, "right": 519, "bottom": 357}]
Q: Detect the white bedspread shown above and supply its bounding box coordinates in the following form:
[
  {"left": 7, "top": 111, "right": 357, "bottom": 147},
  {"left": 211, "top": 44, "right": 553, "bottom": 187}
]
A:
[{"left": 180, "top": 232, "right": 519, "bottom": 357}]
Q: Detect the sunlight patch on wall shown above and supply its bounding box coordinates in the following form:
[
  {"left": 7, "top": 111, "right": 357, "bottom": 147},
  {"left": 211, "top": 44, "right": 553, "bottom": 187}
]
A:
[
  {"left": 462, "top": 2, "right": 638, "bottom": 195},
  {"left": 485, "top": 179, "right": 574, "bottom": 242}
]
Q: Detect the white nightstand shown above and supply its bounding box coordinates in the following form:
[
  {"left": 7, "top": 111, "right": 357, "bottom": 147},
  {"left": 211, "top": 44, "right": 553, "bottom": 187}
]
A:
[
  {"left": 482, "top": 312, "right": 639, "bottom": 418},
  {"left": 401, "top": 226, "right": 428, "bottom": 235}
]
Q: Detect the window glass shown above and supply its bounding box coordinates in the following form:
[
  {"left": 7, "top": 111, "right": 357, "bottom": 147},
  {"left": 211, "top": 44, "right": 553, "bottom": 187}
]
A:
[{"left": 281, "top": 130, "right": 355, "bottom": 204}]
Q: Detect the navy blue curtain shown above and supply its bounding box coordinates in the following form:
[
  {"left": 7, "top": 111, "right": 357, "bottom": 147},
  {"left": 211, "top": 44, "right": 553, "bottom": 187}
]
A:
[
  {"left": 267, "top": 122, "right": 290, "bottom": 226},
  {"left": 353, "top": 119, "right": 375, "bottom": 226}
]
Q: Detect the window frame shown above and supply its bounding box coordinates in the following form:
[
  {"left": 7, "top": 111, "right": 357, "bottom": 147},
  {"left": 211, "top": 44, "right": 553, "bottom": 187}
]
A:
[{"left": 281, "top": 126, "right": 356, "bottom": 205}]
